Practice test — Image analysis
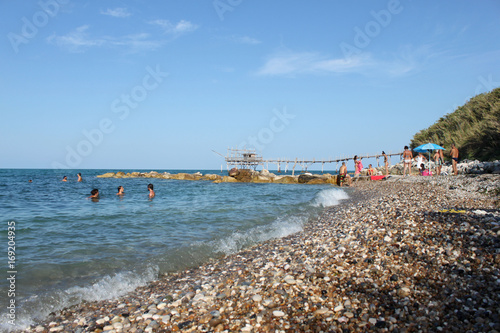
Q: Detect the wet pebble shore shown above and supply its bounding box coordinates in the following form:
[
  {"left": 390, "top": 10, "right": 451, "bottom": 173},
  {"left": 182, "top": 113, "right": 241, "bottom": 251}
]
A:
[{"left": 23, "top": 175, "right": 500, "bottom": 333}]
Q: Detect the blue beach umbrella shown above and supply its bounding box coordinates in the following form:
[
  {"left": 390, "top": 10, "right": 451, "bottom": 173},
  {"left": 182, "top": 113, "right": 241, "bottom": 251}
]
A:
[
  {"left": 414, "top": 143, "right": 445, "bottom": 153},
  {"left": 414, "top": 143, "right": 445, "bottom": 168}
]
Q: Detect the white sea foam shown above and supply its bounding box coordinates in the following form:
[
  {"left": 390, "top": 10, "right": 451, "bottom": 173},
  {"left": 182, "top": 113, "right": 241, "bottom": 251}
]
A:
[
  {"left": 63, "top": 265, "right": 158, "bottom": 302},
  {"left": 214, "top": 214, "right": 307, "bottom": 255},
  {"left": 1, "top": 266, "right": 158, "bottom": 332},
  {"left": 312, "top": 188, "right": 349, "bottom": 207},
  {"left": 213, "top": 188, "right": 349, "bottom": 256}
]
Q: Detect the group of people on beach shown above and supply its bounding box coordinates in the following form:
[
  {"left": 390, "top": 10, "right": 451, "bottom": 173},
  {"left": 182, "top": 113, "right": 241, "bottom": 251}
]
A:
[
  {"left": 355, "top": 152, "right": 390, "bottom": 177},
  {"left": 402, "top": 144, "right": 459, "bottom": 177},
  {"left": 339, "top": 144, "right": 460, "bottom": 186},
  {"left": 338, "top": 151, "right": 390, "bottom": 187}
]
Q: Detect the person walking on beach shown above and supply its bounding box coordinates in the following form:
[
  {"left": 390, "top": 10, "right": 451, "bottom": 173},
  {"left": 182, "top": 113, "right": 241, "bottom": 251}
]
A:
[
  {"left": 354, "top": 155, "right": 363, "bottom": 177},
  {"left": 338, "top": 162, "right": 352, "bottom": 187},
  {"left": 451, "top": 144, "right": 459, "bottom": 175},
  {"left": 402, "top": 146, "right": 413, "bottom": 176},
  {"left": 148, "top": 184, "right": 155, "bottom": 199},
  {"left": 382, "top": 151, "right": 389, "bottom": 176},
  {"left": 77, "top": 173, "right": 82, "bottom": 182},
  {"left": 117, "top": 186, "right": 124, "bottom": 196}
]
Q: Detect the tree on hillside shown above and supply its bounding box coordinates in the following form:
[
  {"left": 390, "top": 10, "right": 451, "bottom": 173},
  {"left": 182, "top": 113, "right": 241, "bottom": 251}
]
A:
[{"left": 411, "top": 88, "right": 500, "bottom": 161}]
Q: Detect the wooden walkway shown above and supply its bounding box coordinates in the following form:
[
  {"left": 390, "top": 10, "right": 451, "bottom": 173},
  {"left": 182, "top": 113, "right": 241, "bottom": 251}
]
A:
[{"left": 219, "top": 148, "right": 403, "bottom": 175}]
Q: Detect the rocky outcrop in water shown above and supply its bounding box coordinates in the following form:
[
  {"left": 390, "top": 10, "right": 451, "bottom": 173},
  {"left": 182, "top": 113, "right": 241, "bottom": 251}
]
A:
[{"left": 97, "top": 169, "right": 338, "bottom": 185}]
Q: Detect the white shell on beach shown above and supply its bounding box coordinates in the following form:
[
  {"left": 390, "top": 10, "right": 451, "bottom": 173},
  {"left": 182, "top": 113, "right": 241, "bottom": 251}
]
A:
[
  {"left": 252, "top": 294, "right": 262, "bottom": 302},
  {"left": 273, "top": 310, "right": 285, "bottom": 317}
]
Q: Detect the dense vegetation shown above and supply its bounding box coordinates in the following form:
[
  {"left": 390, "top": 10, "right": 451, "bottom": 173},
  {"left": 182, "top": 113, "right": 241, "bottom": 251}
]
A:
[{"left": 411, "top": 87, "right": 500, "bottom": 161}]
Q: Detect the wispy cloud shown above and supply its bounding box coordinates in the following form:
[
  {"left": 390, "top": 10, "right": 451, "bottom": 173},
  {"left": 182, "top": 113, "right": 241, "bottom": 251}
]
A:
[
  {"left": 231, "top": 35, "right": 261, "bottom": 45},
  {"left": 47, "top": 25, "right": 105, "bottom": 53},
  {"left": 255, "top": 43, "right": 457, "bottom": 78},
  {"left": 109, "top": 33, "right": 165, "bottom": 51},
  {"left": 47, "top": 17, "right": 198, "bottom": 53},
  {"left": 384, "top": 43, "right": 447, "bottom": 76},
  {"left": 47, "top": 26, "right": 164, "bottom": 53},
  {"left": 256, "top": 51, "right": 371, "bottom": 76},
  {"left": 149, "top": 19, "right": 198, "bottom": 37},
  {"left": 100, "top": 7, "right": 131, "bottom": 18}
]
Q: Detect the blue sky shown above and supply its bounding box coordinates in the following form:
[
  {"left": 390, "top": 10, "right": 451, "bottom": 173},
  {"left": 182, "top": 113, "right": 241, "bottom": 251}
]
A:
[{"left": 1, "top": 0, "right": 499, "bottom": 170}]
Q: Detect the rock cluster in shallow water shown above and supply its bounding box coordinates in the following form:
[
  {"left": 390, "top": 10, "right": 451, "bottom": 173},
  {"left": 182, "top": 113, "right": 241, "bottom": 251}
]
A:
[{"left": 97, "top": 169, "right": 339, "bottom": 185}]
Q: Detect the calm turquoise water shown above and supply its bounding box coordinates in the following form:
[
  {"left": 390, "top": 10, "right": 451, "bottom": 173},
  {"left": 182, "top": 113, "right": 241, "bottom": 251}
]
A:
[{"left": 0, "top": 169, "right": 350, "bottom": 330}]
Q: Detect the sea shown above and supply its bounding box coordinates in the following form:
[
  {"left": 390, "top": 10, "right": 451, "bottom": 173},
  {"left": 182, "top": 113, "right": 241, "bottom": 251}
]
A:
[{"left": 0, "top": 168, "right": 350, "bottom": 331}]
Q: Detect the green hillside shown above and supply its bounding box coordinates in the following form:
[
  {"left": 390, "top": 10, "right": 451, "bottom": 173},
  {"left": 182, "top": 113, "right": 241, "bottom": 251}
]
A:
[{"left": 411, "top": 87, "right": 500, "bottom": 161}]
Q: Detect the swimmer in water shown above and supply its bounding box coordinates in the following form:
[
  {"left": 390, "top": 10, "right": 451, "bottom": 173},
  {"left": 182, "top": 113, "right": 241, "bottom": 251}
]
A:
[
  {"left": 89, "top": 189, "right": 99, "bottom": 201},
  {"left": 117, "top": 186, "right": 124, "bottom": 195},
  {"left": 148, "top": 183, "right": 155, "bottom": 199}
]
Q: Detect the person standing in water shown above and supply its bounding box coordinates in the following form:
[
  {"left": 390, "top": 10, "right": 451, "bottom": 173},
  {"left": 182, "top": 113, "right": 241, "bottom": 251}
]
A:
[
  {"left": 117, "top": 186, "right": 124, "bottom": 196},
  {"left": 148, "top": 184, "right": 155, "bottom": 199},
  {"left": 77, "top": 173, "right": 82, "bottom": 182},
  {"left": 88, "top": 189, "right": 99, "bottom": 201},
  {"left": 62, "top": 176, "right": 68, "bottom": 182}
]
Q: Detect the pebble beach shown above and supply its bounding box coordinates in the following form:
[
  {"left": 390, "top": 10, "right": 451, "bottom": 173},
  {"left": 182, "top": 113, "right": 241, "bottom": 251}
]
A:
[{"left": 21, "top": 175, "right": 500, "bottom": 333}]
